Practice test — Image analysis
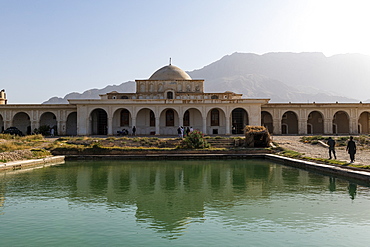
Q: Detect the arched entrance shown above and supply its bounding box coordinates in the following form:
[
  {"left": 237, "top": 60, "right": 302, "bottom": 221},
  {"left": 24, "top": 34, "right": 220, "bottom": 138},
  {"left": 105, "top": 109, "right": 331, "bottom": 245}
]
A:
[
  {"left": 40, "top": 112, "right": 57, "bottom": 135},
  {"left": 13, "top": 112, "right": 31, "bottom": 135},
  {"left": 183, "top": 108, "right": 202, "bottom": 130},
  {"left": 281, "top": 111, "right": 298, "bottom": 134},
  {"left": 307, "top": 111, "right": 324, "bottom": 134},
  {"left": 261, "top": 111, "right": 273, "bottom": 134},
  {"left": 136, "top": 108, "right": 156, "bottom": 135},
  {"left": 333, "top": 111, "right": 349, "bottom": 134},
  {"left": 358, "top": 111, "right": 370, "bottom": 134},
  {"left": 90, "top": 109, "right": 108, "bottom": 135},
  {"left": 207, "top": 108, "right": 226, "bottom": 135},
  {"left": 159, "top": 108, "right": 179, "bottom": 135},
  {"left": 112, "top": 108, "right": 131, "bottom": 135},
  {"left": 66, "top": 112, "right": 77, "bottom": 136},
  {"left": 231, "top": 108, "right": 248, "bottom": 134}
]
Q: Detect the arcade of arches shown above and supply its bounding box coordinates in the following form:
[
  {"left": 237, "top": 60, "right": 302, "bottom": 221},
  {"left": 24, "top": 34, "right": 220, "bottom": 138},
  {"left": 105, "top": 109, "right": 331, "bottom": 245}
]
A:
[
  {"left": 1, "top": 105, "right": 370, "bottom": 136},
  {"left": 1, "top": 64, "right": 370, "bottom": 136}
]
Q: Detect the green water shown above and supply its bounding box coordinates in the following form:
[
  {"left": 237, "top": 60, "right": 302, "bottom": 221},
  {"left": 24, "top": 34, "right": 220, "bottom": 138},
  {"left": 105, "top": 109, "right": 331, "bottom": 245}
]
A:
[{"left": 1, "top": 160, "right": 370, "bottom": 246}]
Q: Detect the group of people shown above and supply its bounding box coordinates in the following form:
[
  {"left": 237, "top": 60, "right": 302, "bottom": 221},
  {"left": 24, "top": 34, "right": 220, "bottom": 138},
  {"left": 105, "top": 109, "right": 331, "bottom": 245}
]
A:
[
  {"left": 327, "top": 136, "right": 357, "bottom": 163},
  {"left": 177, "top": 126, "right": 193, "bottom": 138},
  {"left": 117, "top": 126, "right": 136, "bottom": 136}
]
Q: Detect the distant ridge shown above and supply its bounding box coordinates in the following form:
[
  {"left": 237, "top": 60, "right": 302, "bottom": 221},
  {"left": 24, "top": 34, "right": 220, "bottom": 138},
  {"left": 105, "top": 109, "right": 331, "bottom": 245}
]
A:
[
  {"left": 43, "top": 81, "right": 135, "bottom": 104},
  {"left": 43, "top": 52, "right": 370, "bottom": 104}
]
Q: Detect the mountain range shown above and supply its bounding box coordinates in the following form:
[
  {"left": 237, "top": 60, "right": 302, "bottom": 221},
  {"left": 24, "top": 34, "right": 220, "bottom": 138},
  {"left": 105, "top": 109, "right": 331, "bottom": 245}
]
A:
[{"left": 43, "top": 52, "right": 370, "bottom": 104}]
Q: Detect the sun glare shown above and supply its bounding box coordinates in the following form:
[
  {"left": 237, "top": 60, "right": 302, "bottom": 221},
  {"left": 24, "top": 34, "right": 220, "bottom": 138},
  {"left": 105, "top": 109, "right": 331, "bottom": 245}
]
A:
[{"left": 298, "top": 0, "right": 370, "bottom": 56}]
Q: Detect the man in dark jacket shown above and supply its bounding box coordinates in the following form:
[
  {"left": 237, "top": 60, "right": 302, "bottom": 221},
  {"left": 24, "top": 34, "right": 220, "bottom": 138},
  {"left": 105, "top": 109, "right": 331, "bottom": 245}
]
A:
[
  {"left": 346, "top": 136, "right": 356, "bottom": 163},
  {"left": 327, "top": 137, "right": 336, "bottom": 159}
]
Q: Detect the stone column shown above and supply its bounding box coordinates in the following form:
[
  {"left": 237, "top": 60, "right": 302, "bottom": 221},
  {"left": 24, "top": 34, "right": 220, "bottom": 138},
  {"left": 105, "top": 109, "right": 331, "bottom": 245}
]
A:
[
  {"left": 155, "top": 117, "right": 160, "bottom": 135},
  {"left": 324, "top": 118, "right": 332, "bottom": 134},
  {"left": 4, "top": 120, "right": 11, "bottom": 130},
  {"left": 107, "top": 117, "right": 113, "bottom": 135},
  {"left": 31, "top": 121, "right": 39, "bottom": 134},
  {"left": 349, "top": 118, "right": 358, "bottom": 134},
  {"left": 273, "top": 118, "right": 281, "bottom": 134},
  {"left": 179, "top": 116, "right": 183, "bottom": 127},
  {"left": 202, "top": 118, "right": 207, "bottom": 134},
  {"left": 77, "top": 107, "right": 88, "bottom": 136},
  {"left": 298, "top": 118, "right": 307, "bottom": 135},
  {"left": 131, "top": 117, "right": 136, "bottom": 129},
  {"left": 225, "top": 116, "right": 231, "bottom": 135},
  {"left": 58, "top": 121, "right": 66, "bottom": 135}
]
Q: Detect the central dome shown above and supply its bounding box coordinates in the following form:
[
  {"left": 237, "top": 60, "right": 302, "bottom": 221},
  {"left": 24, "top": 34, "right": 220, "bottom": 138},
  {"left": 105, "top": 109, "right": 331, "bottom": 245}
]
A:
[{"left": 149, "top": 65, "right": 192, "bottom": 80}]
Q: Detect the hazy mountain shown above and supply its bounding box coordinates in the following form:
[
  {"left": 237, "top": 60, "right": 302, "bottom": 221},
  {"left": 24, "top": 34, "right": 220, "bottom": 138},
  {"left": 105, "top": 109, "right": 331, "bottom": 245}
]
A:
[
  {"left": 43, "top": 81, "right": 136, "bottom": 104},
  {"left": 188, "top": 52, "right": 370, "bottom": 102},
  {"left": 43, "top": 52, "right": 369, "bottom": 104}
]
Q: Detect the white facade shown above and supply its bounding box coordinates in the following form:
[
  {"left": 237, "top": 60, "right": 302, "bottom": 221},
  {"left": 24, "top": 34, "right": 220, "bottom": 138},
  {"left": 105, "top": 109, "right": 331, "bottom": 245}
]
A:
[{"left": 0, "top": 64, "right": 370, "bottom": 136}]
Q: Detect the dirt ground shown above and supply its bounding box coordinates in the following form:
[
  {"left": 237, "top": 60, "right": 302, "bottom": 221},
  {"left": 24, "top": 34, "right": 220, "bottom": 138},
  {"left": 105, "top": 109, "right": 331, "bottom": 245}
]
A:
[{"left": 272, "top": 135, "right": 370, "bottom": 165}]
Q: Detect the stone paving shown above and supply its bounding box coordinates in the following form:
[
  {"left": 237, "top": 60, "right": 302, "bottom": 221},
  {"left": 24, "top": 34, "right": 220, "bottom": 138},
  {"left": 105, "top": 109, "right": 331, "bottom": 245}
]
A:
[{"left": 272, "top": 135, "right": 370, "bottom": 166}]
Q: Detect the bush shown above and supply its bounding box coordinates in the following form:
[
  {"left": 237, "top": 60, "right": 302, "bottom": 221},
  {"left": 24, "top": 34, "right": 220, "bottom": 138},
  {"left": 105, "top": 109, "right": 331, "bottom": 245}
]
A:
[{"left": 181, "top": 130, "right": 210, "bottom": 149}]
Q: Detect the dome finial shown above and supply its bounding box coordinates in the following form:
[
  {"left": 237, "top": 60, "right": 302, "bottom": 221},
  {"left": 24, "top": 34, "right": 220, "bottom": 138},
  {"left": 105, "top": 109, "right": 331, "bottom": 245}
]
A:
[{"left": 169, "top": 57, "right": 171, "bottom": 65}]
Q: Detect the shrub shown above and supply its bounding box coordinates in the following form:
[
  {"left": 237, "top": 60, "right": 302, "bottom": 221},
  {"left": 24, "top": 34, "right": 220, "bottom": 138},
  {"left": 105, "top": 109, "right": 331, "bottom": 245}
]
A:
[
  {"left": 244, "top": 126, "right": 271, "bottom": 147},
  {"left": 181, "top": 130, "right": 210, "bottom": 149},
  {"left": 31, "top": 149, "right": 51, "bottom": 158},
  {"left": 34, "top": 125, "right": 51, "bottom": 136}
]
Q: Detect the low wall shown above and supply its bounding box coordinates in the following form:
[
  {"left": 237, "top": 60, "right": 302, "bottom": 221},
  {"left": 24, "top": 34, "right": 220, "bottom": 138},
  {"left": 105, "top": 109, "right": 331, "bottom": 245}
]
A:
[
  {"left": 0, "top": 156, "right": 65, "bottom": 171},
  {"left": 266, "top": 154, "right": 370, "bottom": 184}
]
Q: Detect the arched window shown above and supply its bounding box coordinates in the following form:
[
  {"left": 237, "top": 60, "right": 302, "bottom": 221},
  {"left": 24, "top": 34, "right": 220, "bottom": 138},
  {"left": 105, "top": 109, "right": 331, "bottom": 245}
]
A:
[
  {"left": 211, "top": 95, "right": 219, "bottom": 99},
  {"left": 150, "top": 110, "right": 155, "bottom": 126},
  {"left": 167, "top": 91, "right": 173, "bottom": 99},
  {"left": 166, "top": 109, "right": 175, "bottom": 126},
  {"left": 120, "top": 109, "right": 130, "bottom": 126},
  {"left": 184, "top": 110, "right": 190, "bottom": 126},
  {"left": 211, "top": 109, "right": 219, "bottom": 126}
]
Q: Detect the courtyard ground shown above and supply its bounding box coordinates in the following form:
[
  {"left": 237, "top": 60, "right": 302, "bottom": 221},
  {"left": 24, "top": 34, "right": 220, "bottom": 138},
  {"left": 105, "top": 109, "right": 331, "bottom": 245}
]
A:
[
  {"left": 1, "top": 134, "right": 370, "bottom": 167},
  {"left": 272, "top": 135, "right": 369, "bottom": 165}
]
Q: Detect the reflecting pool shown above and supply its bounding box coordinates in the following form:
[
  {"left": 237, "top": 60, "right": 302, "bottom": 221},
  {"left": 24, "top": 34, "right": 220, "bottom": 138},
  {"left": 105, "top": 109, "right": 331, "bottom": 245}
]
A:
[{"left": 1, "top": 160, "right": 370, "bottom": 246}]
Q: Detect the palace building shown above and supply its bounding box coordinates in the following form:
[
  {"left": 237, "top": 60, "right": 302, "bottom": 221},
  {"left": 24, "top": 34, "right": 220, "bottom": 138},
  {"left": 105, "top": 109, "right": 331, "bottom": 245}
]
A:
[{"left": 1, "top": 64, "right": 370, "bottom": 136}]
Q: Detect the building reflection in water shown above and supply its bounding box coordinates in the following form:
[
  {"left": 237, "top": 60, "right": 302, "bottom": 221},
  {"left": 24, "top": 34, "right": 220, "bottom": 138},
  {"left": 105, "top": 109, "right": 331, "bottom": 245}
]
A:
[{"left": 0, "top": 160, "right": 366, "bottom": 237}]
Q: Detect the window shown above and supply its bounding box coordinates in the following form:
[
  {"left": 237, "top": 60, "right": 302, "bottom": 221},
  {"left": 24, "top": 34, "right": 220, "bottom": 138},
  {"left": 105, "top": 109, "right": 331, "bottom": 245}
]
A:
[
  {"left": 150, "top": 110, "right": 155, "bottom": 126},
  {"left": 211, "top": 109, "right": 219, "bottom": 126},
  {"left": 166, "top": 109, "right": 175, "bottom": 126},
  {"left": 120, "top": 109, "right": 130, "bottom": 126},
  {"left": 167, "top": 91, "right": 173, "bottom": 99},
  {"left": 211, "top": 95, "right": 219, "bottom": 99},
  {"left": 183, "top": 110, "right": 190, "bottom": 126}
]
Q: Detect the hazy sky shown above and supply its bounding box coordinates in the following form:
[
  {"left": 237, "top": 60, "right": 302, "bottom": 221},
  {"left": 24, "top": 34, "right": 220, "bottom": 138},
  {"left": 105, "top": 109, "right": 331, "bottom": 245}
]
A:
[{"left": 1, "top": 0, "right": 370, "bottom": 103}]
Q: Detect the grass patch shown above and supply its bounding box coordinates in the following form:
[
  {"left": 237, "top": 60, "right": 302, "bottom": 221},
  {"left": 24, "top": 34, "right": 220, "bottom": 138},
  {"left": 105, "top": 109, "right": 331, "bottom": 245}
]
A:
[
  {"left": 31, "top": 149, "right": 51, "bottom": 158},
  {"left": 0, "top": 134, "right": 48, "bottom": 152},
  {"left": 278, "top": 148, "right": 348, "bottom": 166}
]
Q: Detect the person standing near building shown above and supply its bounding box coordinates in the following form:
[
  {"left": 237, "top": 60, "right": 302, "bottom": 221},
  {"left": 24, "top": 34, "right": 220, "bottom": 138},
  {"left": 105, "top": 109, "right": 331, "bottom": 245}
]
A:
[
  {"left": 327, "top": 137, "right": 336, "bottom": 159},
  {"left": 346, "top": 136, "right": 356, "bottom": 163},
  {"left": 180, "top": 126, "right": 184, "bottom": 138},
  {"left": 132, "top": 126, "right": 136, "bottom": 136},
  {"left": 177, "top": 126, "right": 182, "bottom": 138}
]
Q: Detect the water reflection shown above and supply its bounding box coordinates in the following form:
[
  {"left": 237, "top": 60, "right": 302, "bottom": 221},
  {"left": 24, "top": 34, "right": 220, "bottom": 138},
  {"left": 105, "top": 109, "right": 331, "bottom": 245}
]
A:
[
  {"left": 348, "top": 183, "right": 357, "bottom": 200},
  {"left": 329, "top": 177, "right": 336, "bottom": 192},
  {"left": 0, "top": 160, "right": 368, "bottom": 238}
]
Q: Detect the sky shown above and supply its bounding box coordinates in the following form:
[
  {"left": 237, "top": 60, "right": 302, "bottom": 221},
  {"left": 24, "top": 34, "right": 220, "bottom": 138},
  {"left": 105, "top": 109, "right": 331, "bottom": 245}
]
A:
[{"left": 1, "top": 0, "right": 370, "bottom": 103}]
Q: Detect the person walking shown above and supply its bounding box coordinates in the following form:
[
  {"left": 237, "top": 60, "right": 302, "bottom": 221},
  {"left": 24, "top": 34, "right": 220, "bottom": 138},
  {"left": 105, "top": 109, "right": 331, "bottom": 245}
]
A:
[
  {"left": 180, "top": 126, "right": 184, "bottom": 138},
  {"left": 327, "top": 137, "right": 336, "bottom": 159},
  {"left": 132, "top": 126, "right": 136, "bottom": 136},
  {"left": 177, "top": 126, "right": 182, "bottom": 138},
  {"left": 346, "top": 136, "right": 356, "bottom": 163},
  {"left": 186, "top": 127, "right": 190, "bottom": 136}
]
